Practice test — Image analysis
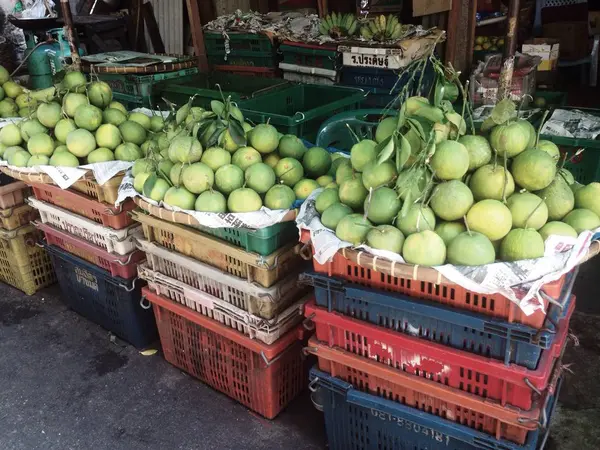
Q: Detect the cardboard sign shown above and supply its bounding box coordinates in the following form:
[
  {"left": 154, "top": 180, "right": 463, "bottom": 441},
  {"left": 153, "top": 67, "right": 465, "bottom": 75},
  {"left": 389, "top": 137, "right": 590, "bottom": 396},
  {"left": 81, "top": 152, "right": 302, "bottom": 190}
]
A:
[{"left": 522, "top": 38, "right": 560, "bottom": 71}]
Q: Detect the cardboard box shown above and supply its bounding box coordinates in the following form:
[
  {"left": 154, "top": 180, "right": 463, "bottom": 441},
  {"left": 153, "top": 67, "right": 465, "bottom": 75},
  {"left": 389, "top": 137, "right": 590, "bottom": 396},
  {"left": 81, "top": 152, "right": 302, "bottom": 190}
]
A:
[
  {"left": 413, "top": 0, "right": 452, "bottom": 17},
  {"left": 543, "top": 22, "right": 589, "bottom": 61},
  {"left": 590, "top": 11, "right": 600, "bottom": 35},
  {"left": 522, "top": 38, "right": 560, "bottom": 71}
]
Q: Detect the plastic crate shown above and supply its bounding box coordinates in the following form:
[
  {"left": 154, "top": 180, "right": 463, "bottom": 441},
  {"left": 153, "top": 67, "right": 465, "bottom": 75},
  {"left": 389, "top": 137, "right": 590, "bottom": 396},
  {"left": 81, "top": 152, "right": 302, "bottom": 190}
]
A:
[
  {"left": 562, "top": 146, "right": 600, "bottom": 184},
  {"left": 68, "top": 174, "right": 123, "bottom": 205},
  {"left": 46, "top": 244, "right": 156, "bottom": 348},
  {"left": 0, "top": 181, "right": 28, "bottom": 208},
  {"left": 282, "top": 70, "right": 337, "bottom": 86},
  {"left": 208, "top": 51, "right": 276, "bottom": 68},
  {"left": 131, "top": 210, "right": 302, "bottom": 288},
  {"left": 205, "top": 32, "right": 274, "bottom": 56},
  {"left": 138, "top": 239, "right": 305, "bottom": 320},
  {"left": 0, "top": 225, "right": 56, "bottom": 295},
  {"left": 309, "top": 367, "right": 561, "bottom": 450},
  {"left": 28, "top": 197, "right": 141, "bottom": 255},
  {"left": 0, "top": 203, "right": 37, "bottom": 231},
  {"left": 302, "top": 273, "right": 575, "bottom": 369},
  {"left": 211, "top": 65, "right": 281, "bottom": 78},
  {"left": 139, "top": 263, "right": 305, "bottom": 344},
  {"left": 37, "top": 222, "right": 144, "bottom": 279},
  {"left": 239, "top": 84, "right": 366, "bottom": 142},
  {"left": 280, "top": 41, "right": 339, "bottom": 71},
  {"left": 341, "top": 66, "right": 414, "bottom": 92},
  {"left": 30, "top": 183, "right": 135, "bottom": 230},
  {"left": 145, "top": 287, "right": 307, "bottom": 419},
  {"left": 307, "top": 250, "right": 570, "bottom": 329},
  {"left": 98, "top": 67, "right": 199, "bottom": 99}
]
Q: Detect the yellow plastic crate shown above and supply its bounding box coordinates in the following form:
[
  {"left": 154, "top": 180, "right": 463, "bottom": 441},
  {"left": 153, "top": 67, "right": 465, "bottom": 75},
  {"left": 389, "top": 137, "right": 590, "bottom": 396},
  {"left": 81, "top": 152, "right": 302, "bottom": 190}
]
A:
[
  {"left": 70, "top": 176, "right": 123, "bottom": 205},
  {"left": 132, "top": 211, "right": 303, "bottom": 288},
  {"left": 0, "top": 204, "right": 38, "bottom": 231},
  {"left": 0, "top": 224, "right": 56, "bottom": 295}
]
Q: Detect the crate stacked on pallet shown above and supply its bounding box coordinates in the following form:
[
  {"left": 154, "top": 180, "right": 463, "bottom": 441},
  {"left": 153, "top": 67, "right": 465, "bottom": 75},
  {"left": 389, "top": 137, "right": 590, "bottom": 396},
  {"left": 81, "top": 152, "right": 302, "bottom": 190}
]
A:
[
  {"left": 205, "top": 32, "right": 280, "bottom": 78},
  {"left": 131, "top": 210, "right": 311, "bottom": 419},
  {"left": 301, "top": 243, "right": 575, "bottom": 449},
  {"left": 27, "top": 182, "right": 156, "bottom": 348},
  {"left": 0, "top": 181, "right": 56, "bottom": 295},
  {"left": 278, "top": 41, "right": 340, "bottom": 86}
]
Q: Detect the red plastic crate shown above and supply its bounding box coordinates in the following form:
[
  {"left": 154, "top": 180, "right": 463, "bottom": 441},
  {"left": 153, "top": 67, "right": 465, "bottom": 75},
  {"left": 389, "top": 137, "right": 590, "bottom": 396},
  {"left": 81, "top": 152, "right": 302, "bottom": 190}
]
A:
[
  {"left": 304, "top": 295, "right": 573, "bottom": 411},
  {"left": 30, "top": 183, "right": 135, "bottom": 230},
  {"left": 212, "top": 64, "right": 280, "bottom": 78},
  {"left": 145, "top": 287, "right": 307, "bottom": 419},
  {"left": 302, "top": 238, "right": 565, "bottom": 329},
  {"left": 36, "top": 222, "right": 144, "bottom": 279}
]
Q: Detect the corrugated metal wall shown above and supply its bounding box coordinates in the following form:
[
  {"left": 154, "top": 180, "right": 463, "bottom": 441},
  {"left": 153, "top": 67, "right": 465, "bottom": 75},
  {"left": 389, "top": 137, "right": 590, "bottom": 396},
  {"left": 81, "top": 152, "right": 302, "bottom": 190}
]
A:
[{"left": 148, "top": 0, "right": 184, "bottom": 54}]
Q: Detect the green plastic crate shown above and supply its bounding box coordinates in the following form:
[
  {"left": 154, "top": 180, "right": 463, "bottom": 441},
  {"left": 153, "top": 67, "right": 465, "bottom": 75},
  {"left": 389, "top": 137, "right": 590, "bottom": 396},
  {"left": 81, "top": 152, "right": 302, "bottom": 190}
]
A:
[
  {"left": 98, "top": 67, "right": 199, "bottom": 98},
  {"left": 280, "top": 42, "right": 339, "bottom": 71},
  {"left": 208, "top": 51, "right": 276, "bottom": 68},
  {"left": 563, "top": 149, "right": 600, "bottom": 184},
  {"left": 239, "top": 84, "right": 366, "bottom": 142},
  {"left": 158, "top": 73, "right": 289, "bottom": 109},
  {"left": 112, "top": 91, "right": 166, "bottom": 110},
  {"left": 196, "top": 222, "right": 298, "bottom": 256},
  {"left": 205, "top": 32, "right": 273, "bottom": 55}
]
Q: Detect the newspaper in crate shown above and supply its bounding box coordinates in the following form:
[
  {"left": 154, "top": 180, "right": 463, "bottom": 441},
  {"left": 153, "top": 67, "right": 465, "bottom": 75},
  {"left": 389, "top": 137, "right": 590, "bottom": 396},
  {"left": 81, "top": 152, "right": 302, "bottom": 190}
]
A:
[
  {"left": 540, "top": 108, "right": 600, "bottom": 140},
  {"left": 117, "top": 171, "right": 291, "bottom": 229},
  {"left": 297, "top": 189, "right": 600, "bottom": 315}
]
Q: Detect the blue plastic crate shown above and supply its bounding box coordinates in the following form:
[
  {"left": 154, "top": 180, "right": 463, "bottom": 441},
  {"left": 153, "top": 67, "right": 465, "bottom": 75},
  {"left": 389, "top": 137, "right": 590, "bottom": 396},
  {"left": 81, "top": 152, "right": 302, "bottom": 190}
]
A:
[
  {"left": 301, "top": 271, "right": 576, "bottom": 369},
  {"left": 310, "top": 368, "right": 559, "bottom": 450},
  {"left": 46, "top": 245, "right": 157, "bottom": 348}
]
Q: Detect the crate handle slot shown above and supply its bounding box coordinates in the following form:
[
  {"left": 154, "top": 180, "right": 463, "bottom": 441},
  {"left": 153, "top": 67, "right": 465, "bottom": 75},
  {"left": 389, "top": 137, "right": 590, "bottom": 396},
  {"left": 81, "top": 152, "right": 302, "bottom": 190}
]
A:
[
  {"left": 114, "top": 251, "right": 141, "bottom": 266},
  {"left": 299, "top": 243, "right": 313, "bottom": 261},
  {"left": 104, "top": 204, "right": 124, "bottom": 215},
  {"left": 302, "top": 313, "right": 316, "bottom": 331},
  {"left": 308, "top": 376, "right": 320, "bottom": 393},
  {"left": 0, "top": 207, "right": 14, "bottom": 218},
  {"left": 119, "top": 277, "right": 138, "bottom": 293},
  {"left": 303, "top": 345, "right": 318, "bottom": 358},
  {"left": 259, "top": 341, "right": 300, "bottom": 367},
  {"left": 293, "top": 112, "right": 306, "bottom": 122},
  {"left": 140, "top": 295, "right": 152, "bottom": 310},
  {"left": 523, "top": 377, "right": 543, "bottom": 396}
]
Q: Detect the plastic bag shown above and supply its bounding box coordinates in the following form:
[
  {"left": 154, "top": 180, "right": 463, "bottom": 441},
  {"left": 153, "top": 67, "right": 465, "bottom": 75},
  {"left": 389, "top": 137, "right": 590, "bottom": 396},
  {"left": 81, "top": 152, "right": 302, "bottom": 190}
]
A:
[{"left": 21, "top": 0, "right": 54, "bottom": 18}]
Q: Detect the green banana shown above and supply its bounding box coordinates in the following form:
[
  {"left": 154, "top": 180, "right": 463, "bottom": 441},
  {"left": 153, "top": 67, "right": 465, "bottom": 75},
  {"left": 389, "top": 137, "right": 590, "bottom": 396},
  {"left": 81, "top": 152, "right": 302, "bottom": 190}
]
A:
[
  {"left": 319, "top": 22, "right": 329, "bottom": 36},
  {"left": 360, "top": 26, "right": 373, "bottom": 40},
  {"left": 386, "top": 15, "right": 395, "bottom": 36},
  {"left": 390, "top": 23, "right": 402, "bottom": 39},
  {"left": 348, "top": 20, "right": 358, "bottom": 36},
  {"left": 332, "top": 12, "right": 339, "bottom": 27},
  {"left": 368, "top": 20, "right": 379, "bottom": 36},
  {"left": 325, "top": 15, "right": 333, "bottom": 29},
  {"left": 344, "top": 14, "right": 353, "bottom": 30},
  {"left": 379, "top": 15, "right": 387, "bottom": 34}
]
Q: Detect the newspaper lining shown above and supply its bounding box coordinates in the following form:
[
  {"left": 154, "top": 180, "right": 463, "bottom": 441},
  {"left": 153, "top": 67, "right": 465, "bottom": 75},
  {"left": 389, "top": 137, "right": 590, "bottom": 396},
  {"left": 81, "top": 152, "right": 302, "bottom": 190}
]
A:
[{"left": 540, "top": 108, "right": 600, "bottom": 140}]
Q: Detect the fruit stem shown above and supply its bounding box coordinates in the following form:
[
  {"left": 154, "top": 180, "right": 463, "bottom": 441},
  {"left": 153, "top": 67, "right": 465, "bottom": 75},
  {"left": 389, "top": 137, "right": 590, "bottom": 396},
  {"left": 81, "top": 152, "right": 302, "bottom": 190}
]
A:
[
  {"left": 524, "top": 198, "right": 545, "bottom": 229},
  {"left": 463, "top": 215, "right": 472, "bottom": 236},
  {"left": 536, "top": 110, "right": 549, "bottom": 148},
  {"left": 346, "top": 123, "right": 361, "bottom": 144},
  {"left": 501, "top": 154, "right": 508, "bottom": 203},
  {"left": 363, "top": 188, "right": 373, "bottom": 221}
]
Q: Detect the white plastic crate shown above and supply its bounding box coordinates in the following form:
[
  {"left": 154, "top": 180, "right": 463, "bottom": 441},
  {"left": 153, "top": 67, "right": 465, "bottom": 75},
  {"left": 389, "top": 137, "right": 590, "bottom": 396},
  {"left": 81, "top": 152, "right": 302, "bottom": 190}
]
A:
[
  {"left": 138, "top": 263, "right": 305, "bottom": 344},
  {"left": 137, "top": 239, "right": 305, "bottom": 320},
  {"left": 27, "top": 197, "right": 141, "bottom": 255}
]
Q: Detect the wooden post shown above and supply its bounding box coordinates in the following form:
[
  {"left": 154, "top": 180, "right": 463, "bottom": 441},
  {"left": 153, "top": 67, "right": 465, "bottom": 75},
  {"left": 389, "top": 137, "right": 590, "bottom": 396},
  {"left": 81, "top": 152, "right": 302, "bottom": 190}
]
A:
[
  {"left": 186, "top": 0, "right": 209, "bottom": 72},
  {"left": 445, "top": 0, "right": 462, "bottom": 68},
  {"left": 60, "top": 0, "right": 81, "bottom": 70},
  {"left": 317, "top": 0, "right": 329, "bottom": 17},
  {"left": 465, "top": 0, "right": 478, "bottom": 70},
  {"left": 497, "top": 0, "right": 520, "bottom": 100}
]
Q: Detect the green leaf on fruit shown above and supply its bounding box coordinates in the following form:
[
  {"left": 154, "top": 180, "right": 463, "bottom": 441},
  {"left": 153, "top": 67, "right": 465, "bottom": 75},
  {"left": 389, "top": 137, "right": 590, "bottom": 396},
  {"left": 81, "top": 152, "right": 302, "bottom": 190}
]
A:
[
  {"left": 210, "top": 100, "right": 225, "bottom": 117},
  {"left": 490, "top": 98, "right": 516, "bottom": 125},
  {"left": 142, "top": 173, "right": 158, "bottom": 198},
  {"left": 228, "top": 117, "right": 247, "bottom": 146},
  {"left": 376, "top": 135, "right": 394, "bottom": 164},
  {"left": 397, "top": 134, "right": 411, "bottom": 170}
]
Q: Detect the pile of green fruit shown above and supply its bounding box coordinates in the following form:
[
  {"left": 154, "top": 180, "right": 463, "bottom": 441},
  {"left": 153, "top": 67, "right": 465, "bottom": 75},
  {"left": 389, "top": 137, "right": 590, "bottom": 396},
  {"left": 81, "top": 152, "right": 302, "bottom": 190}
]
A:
[
  {"left": 360, "top": 14, "right": 404, "bottom": 42},
  {"left": 319, "top": 12, "right": 358, "bottom": 38},
  {"left": 0, "top": 69, "right": 160, "bottom": 167},
  {"left": 474, "top": 36, "right": 505, "bottom": 52},
  {"left": 133, "top": 98, "right": 342, "bottom": 213},
  {"left": 313, "top": 96, "right": 600, "bottom": 267}
]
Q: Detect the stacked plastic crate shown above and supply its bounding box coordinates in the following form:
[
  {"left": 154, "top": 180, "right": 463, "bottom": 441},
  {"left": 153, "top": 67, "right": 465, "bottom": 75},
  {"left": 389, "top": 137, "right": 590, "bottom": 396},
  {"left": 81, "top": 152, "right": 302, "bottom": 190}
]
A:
[
  {"left": 278, "top": 41, "right": 340, "bottom": 86},
  {"left": 132, "top": 210, "right": 311, "bottom": 419},
  {"left": 27, "top": 181, "right": 157, "bottom": 348},
  {"left": 301, "top": 244, "right": 575, "bottom": 449},
  {"left": 0, "top": 178, "right": 55, "bottom": 295}
]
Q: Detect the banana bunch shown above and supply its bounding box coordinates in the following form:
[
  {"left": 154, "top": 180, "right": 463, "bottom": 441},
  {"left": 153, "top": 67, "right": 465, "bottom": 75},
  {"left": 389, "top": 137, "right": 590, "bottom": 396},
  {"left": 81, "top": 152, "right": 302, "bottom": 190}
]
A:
[
  {"left": 319, "top": 12, "right": 359, "bottom": 38},
  {"left": 360, "top": 15, "right": 403, "bottom": 42}
]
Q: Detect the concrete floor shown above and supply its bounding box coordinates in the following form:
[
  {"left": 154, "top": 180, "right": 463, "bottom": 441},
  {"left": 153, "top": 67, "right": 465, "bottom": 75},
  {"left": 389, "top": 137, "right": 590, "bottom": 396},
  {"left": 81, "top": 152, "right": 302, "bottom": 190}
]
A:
[{"left": 1, "top": 260, "right": 599, "bottom": 450}]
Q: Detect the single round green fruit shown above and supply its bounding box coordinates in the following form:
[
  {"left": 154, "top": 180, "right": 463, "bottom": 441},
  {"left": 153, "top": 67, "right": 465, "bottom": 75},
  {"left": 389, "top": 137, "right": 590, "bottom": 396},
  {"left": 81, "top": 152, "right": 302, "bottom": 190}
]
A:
[
  {"left": 537, "top": 140, "right": 560, "bottom": 160},
  {"left": 54, "top": 119, "right": 77, "bottom": 144},
  {"left": 506, "top": 192, "right": 548, "bottom": 230},
  {"left": 227, "top": 188, "right": 263, "bottom": 212},
  {"left": 37, "top": 102, "right": 62, "bottom": 128},
  {"left": 2, "top": 81, "right": 23, "bottom": 99},
  {"left": 0, "top": 99, "right": 17, "bottom": 118},
  {"left": 469, "top": 165, "right": 515, "bottom": 201},
  {"left": 164, "top": 186, "right": 196, "bottom": 210},
  {"left": 335, "top": 159, "right": 354, "bottom": 185},
  {"left": 220, "top": 129, "right": 242, "bottom": 153},
  {"left": 317, "top": 175, "right": 334, "bottom": 187},
  {"left": 3, "top": 146, "right": 25, "bottom": 162},
  {"left": 574, "top": 182, "right": 600, "bottom": 218},
  {"left": 0, "top": 66, "right": 9, "bottom": 84},
  {"left": 366, "top": 224, "right": 404, "bottom": 253},
  {"left": 27, "top": 134, "right": 55, "bottom": 156},
  {"left": 195, "top": 191, "right": 227, "bottom": 213},
  {"left": 559, "top": 168, "right": 575, "bottom": 185},
  {"left": 49, "top": 151, "right": 79, "bottom": 167},
  {"left": 232, "top": 146, "right": 262, "bottom": 171},
  {"left": 434, "top": 221, "right": 466, "bottom": 246},
  {"left": 134, "top": 172, "right": 152, "bottom": 194},
  {"left": 141, "top": 140, "right": 158, "bottom": 156},
  {"left": 170, "top": 163, "right": 183, "bottom": 186},
  {"left": 66, "top": 129, "right": 96, "bottom": 157},
  {"left": 62, "top": 71, "right": 87, "bottom": 93},
  {"left": 0, "top": 123, "right": 22, "bottom": 146},
  {"left": 321, "top": 203, "right": 353, "bottom": 230},
  {"left": 335, "top": 213, "right": 372, "bottom": 245},
  {"left": 500, "top": 229, "right": 545, "bottom": 261},
  {"left": 490, "top": 122, "right": 529, "bottom": 157},
  {"left": 458, "top": 135, "right": 492, "bottom": 171},
  {"left": 316, "top": 188, "right": 340, "bottom": 214},
  {"left": 215, "top": 164, "right": 244, "bottom": 195},
  {"left": 245, "top": 163, "right": 276, "bottom": 194},
  {"left": 350, "top": 139, "right": 377, "bottom": 171},
  {"left": 248, "top": 124, "right": 279, "bottom": 154},
  {"left": 264, "top": 184, "right": 296, "bottom": 210},
  {"left": 536, "top": 176, "right": 574, "bottom": 220},
  {"left": 201, "top": 146, "right": 231, "bottom": 172},
  {"left": 362, "top": 161, "right": 397, "bottom": 190},
  {"left": 430, "top": 140, "right": 469, "bottom": 180},
  {"left": 447, "top": 231, "right": 495, "bottom": 266},
  {"left": 168, "top": 136, "right": 203, "bottom": 163},
  {"left": 511, "top": 149, "right": 557, "bottom": 191},
  {"left": 132, "top": 158, "right": 157, "bottom": 177},
  {"left": 20, "top": 119, "right": 47, "bottom": 142},
  {"left": 108, "top": 101, "right": 127, "bottom": 115},
  {"left": 157, "top": 159, "right": 174, "bottom": 177},
  {"left": 129, "top": 112, "right": 152, "bottom": 131},
  {"left": 518, "top": 119, "right": 536, "bottom": 148},
  {"left": 27, "top": 154, "right": 50, "bottom": 167},
  {"left": 430, "top": 180, "right": 474, "bottom": 221},
  {"left": 182, "top": 163, "right": 214, "bottom": 194},
  {"left": 539, "top": 221, "right": 578, "bottom": 241},
  {"left": 95, "top": 123, "right": 122, "bottom": 150},
  {"left": 103, "top": 108, "right": 128, "bottom": 126},
  {"left": 278, "top": 135, "right": 306, "bottom": 159},
  {"left": 143, "top": 177, "right": 170, "bottom": 202},
  {"left": 294, "top": 179, "right": 320, "bottom": 200},
  {"left": 396, "top": 204, "right": 436, "bottom": 235},
  {"left": 275, "top": 157, "right": 304, "bottom": 187},
  {"left": 264, "top": 152, "right": 281, "bottom": 169},
  {"left": 62, "top": 93, "right": 88, "bottom": 118},
  {"left": 563, "top": 209, "right": 600, "bottom": 234},
  {"left": 339, "top": 174, "right": 368, "bottom": 211},
  {"left": 150, "top": 115, "right": 165, "bottom": 133},
  {"left": 375, "top": 116, "right": 397, "bottom": 144},
  {"left": 87, "top": 81, "right": 113, "bottom": 108},
  {"left": 303, "top": 147, "right": 331, "bottom": 178},
  {"left": 8, "top": 149, "right": 30, "bottom": 167},
  {"left": 114, "top": 143, "right": 142, "bottom": 161},
  {"left": 119, "top": 120, "right": 147, "bottom": 146},
  {"left": 466, "top": 199, "right": 512, "bottom": 241},
  {"left": 87, "top": 148, "right": 115, "bottom": 163},
  {"left": 402, "top": 230, "right": 446, "bottom": 266},
  {"left": 364, "top": 187, "right": 400, "bottom": 225}
]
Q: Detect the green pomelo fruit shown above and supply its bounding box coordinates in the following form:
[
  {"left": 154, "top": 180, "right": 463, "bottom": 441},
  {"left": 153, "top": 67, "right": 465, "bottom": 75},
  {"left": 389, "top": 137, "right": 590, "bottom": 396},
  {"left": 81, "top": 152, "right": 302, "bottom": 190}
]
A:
[
  {"left": 275, "top": 157, "right": 304, "bottom": 187},
  {"left": 536, "top": 176, "right": 574, "bottom": 220},
  {"left": 157, "top": 159, "right": 174, "bottom": 177},
  {"left": 466, "top": 199, "right": 512, "bottom": 241},
  {"left": 37, "top": 102, "right": 62, "bottom": 128},
  {"left": 88, "top": 81, "right": 113, "bottom": 109},
  {"left": 3, "top": 81, "right": 23, "bottom": 98},
  {"left": 539, "top": 221, "right": 578, "bottom": 241},
  {"left": 150, "top": 115, "right": 165, "bottom": 133},
  {"left": 16, "top": 93, "right": 36, "bottom": 109},
  {"left": 168, "top": 136, "right": 203, "bottom": 163},
  {"left": 87, "top": 148, "right": 115, "bottom": 163},
  {"left": 170, "top": 163, "right": 183, "bottom": 186},
  {"left": 157, "top": 133, "right": 169, "bottom": 151},
  {"left": 114, "top": 143, "right": 142, "bottom": 161},
  {"left": 215, "top": 164, "right": 244, "bottom": 194},
  {"left": 219, "top": 129, "right": 241, "bottom": 153},
  {"left": 518, "top": 119, "right": 536, "bottom": 148},
  {"left": 396, "top": 204, "right": 436, "bottom": 235},
  {"left": 571, "top": 182, "right": 584, "bottom": 194},
  {"left": 27, "top": 154, "right": 50, "bottom": 167},
  {"left": 248, "top": 124, "right": 279, "bottom": 154},
  {"left": 66, "top": 129, "right": 96, "bottom": 157},
  {"left": 27, "top": 134, "right": 55, "bottom": 156},
  {"left": 49, "top": 151, "right": 79, "bottom": 167},
  {"left": 294, "top": 179, "right": 319, "bottom": 200},
  {"left": 0, "top": 66, "right": 9, "bottom": 84},
  {"left": 141, "top": 139, "right": 158, "bottom": 156},
  {"left": 375, "top": 116, "right": 397, "bottom": 143},
  {"left": 303, "top": 147, "right": 332, "bottom": 178},
  {"left": 95, "top": 124, "right": 122, "bottom": 150},
  {"left": 362, "top": 161, "right": 397, "bottom": 190},
  {"left": 278, "top": 135, "right": 306, "bottom": 159},
  {"left": 317, "top": 175, "right": 334, "bottom": 187},
  {"left": 54, "top": 118, "right": 77, "bottom": 144},
  {"left": 490, "top": 122, "right": 529, "bottom": 157},
  {"left": 574, "top": 182, "right": 600, "bottom": 218},
  {"left": 119, "top": 120, "right": 147, "bottom": 146},
  {"left": 0, "top": 99, "right": 17, "bottom": 118},
  {"left": 143, "top": 177, "right": 170, "bottom": 202},
  {"left": 433, "top": 122, "right": 450, "bottom": 143},
  {"left": 559, "top": 168, "right": 575, "bottom": 185},
  {"left": 321, "top": 203, "right": 353, "bottom": 230},
  {"left": 265, "top": 184, "right": 296, "bottom": 210},
  {"left": 8, "top": 149, "right": 29, "bottom": 166},
  {"left": 350, "top": 139, "right": 377, "bottom": 171},
  {"left": 434, "top": 221, "right": 466, "bottom": 246},
  {"left": 135, "top": 172, "right": 152, "bottom": 193},
  {"left": 335, "top": 159, "right": 354, "bottom": 184},
  {"left": 537, "top": 140, "right": 560, "bottom": 160},
  {"left": 175, "top": 104, "right": 189, "bottom": 125},
  {"left": 102, "top": 108, "right": 128, "bottom": 126},
  {"left": 195, "top": 191, "right": 227, "bottom": 213},
  {"left": 3, "top": 146, "right": 24, "bottom": 162},
  {"left": 227, "top": 188, "right": 263, "bottom": 212},
  {"left": 132, "top": 159, "right": 157, "bottom": 177},
  {"left": 364, "top": 187, "right": 400, "bottom": 225},
  {"left": 20, "top": 119, "right": 47, "bottom": 142},
  {"left": 201, "top": 146, "right": 231, "bottom": 172},
  {"left": 563, "top": 209, "right": 600, "bottom": 234},
  {"left": 182, "top": 163, "right": 214, "bottom": 194},
  {"left": 366, "top": 225, "right": 404, "bottom": 253},
  {"left": 129, "top": 112, "right": 152, "bottom": 131},
  {"left": 458, "top": 135, "right": 492, "bottom": 171},
  {"left": 0, "top": 123, "right": 22, "bottom": 146},
  {"left": 402, "top": 230, "right": 446, "bottom": 266},
  {"left": 263, "top": 152, "right": 280, "bottom": 169},
  {"left": 335, "top": 213, "right": 372, "bottom": 245},
  {"left": 316, "top": 188, "right": 340, "bottom": 214},
  {"left": 108, "top": 101, "right": 127, "bottom": 114},
  {"left": 447, "top": 231, "right": 496, "bottom": 266},
  {"left": 232, "top": 146, "right": 262, "bottom": 171},
  {"left": 163, "top": 186, "right": 196, "bottom": 210},
  {"left": 0, "top": 143, "right": 5, "bottom": 158},
  {"left": 329, "top": 157, "right": 347, "bottom": 177},
  {"left": 62, "top": 71, "right": 86, "bottom": 93},
  {"left": 245, "top": 163, "right": 276, "bottom": 194},
  {"left": 506, "top": 192, "right": 548, "bottom": 230},
  {"left": 338, "top": 174, "right": 368, "bottom": 210},
  {"left": 430, "top": 180, "right": 474, "bottom": 221},
  {"left": 430, "top": 140, "right": 469, "bottom": 180},
  {"left": 511, "top": 149, "right": 557, "bottom": 191},
  {"left": 469, "top": 165, "right": 515, "bottom": 201},
  {"left": 62, "top": 93, "right": 88, "bottom": 118},
  {"left": 500, "top": 229, "right": 545, "bottom": 261}
]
